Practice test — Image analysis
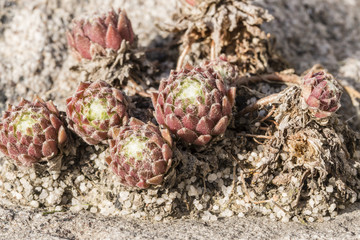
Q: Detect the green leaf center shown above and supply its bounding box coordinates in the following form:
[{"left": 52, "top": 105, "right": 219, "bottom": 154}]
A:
[
  {"left": 122, "top": 136, "right": 148, "bottom": 162},
  {"left": 86, "top": 99, "right": 110, "bottom": 121},
  {"left": 175, "top": 78, "right": 204, "bottom": 108},
  {"left": 14, "top": 112, "right": 39, "bottom": 136}
]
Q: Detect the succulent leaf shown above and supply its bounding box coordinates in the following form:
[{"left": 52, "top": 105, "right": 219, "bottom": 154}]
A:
[
  {"left": 67, "top": 8, "right": 135, "bottom": 60},
  {"left": 0, "top": 97, "right": 67, "bottom": 166},
  {"left": 152, "top": 66, "right": 236, "bottom": 145},
  {"left": 66, "top": 80, "right": 129, "bottom": 145},
  {"left": 201, "top": 55, "right": 239, "bottom": 86},
  {"left": 107, "top": 118, "right": 173, "bottom": 189},
  {"left": 300, "top": 70, "right": 342, "bottom": 118}
]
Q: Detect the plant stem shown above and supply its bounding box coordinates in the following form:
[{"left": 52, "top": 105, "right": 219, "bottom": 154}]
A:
[
  {"left": 239, "top": 93, "right": 280, "bottom": 115},
  {"left": 238, "top": 72, "right": 300, "bottom": 86},
  {"left": 176, "top": 42, "right": 192, "bottom": 71}
]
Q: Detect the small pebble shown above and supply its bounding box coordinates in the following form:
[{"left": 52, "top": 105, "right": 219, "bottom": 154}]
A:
[
  {"left": 220, "top": 209, "right": 233, "bottom": 218},
  {"left": 208, "top": 173, "right": 217, "bottom": 182},
  {"left": 188, "top": 185, "right": 198, "bottom": 197},
  {"left": 90, "top": 207, "right": 98, "bottom": 213},
  {"left": 154, "top": 215, "right": 162, "bottom": 221},
  {"left": 30, "top": 201, "right": 40, "bottom": 208}
]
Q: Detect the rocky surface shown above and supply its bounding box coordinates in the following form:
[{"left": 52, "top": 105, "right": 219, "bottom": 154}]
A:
[{"left": 1, "top": 202, "right": 360, "bottom": 239}]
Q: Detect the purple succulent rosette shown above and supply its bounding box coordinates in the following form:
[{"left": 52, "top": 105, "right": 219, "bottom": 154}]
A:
[
  {"left": 107, "top": 118, "right": 173, "bottom": 189},
  {"left": 67, "top": 8, "right": 135, "bottom": 60},
  {"left": 201, "top": 55, "right": 239, "bottom": 86},
  {"left": 301, "top": 70, "right": 342, "bottom": 118},
  {"left": 66, "top": 80, "right": 129, "bottom": 145},
  {"left": 0, "top": 97, "right": 67, "bottom": 167},
  {"left": 151, "top": 66, "right": 236, "bottom": 146}
]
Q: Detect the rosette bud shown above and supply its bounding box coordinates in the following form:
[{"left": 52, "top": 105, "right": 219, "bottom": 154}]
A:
[
  {"left": 151, "top": 66, "right": 236, "bottom": 145},
  {"left": 67, "top": 8, "right": 135, "bottom": 60},
  {"left": 0, "top": 97, "right": 67, "bottom": 167},
  {"left": 201, "top": 55, "right": 239, "bottom": 86},
  {"left": 66, "top": 80, "right": 129, "bottom": 145},
  {"left": 107, "top": 118, "right": 174, "bottom": 189},
  {"left": 301, "top": 70, "right": 342, "bottom": 118}
]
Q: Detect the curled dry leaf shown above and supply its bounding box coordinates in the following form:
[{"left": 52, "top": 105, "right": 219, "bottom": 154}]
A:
[
  {"left": 243, "top": 86, "right": 360, "bottom": 220},
  {"left": 161, "top": 0, "right": 284, "bottom": 74}
]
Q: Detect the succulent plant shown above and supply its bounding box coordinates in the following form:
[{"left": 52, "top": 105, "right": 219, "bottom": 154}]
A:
[
  {"left": 67, "top": 8, "right": 135, "bottom": 60},
  {"left": 66, "top": 80, "right": 129, "bottom": 145},
  {"left": 201, "top": 55, "right": 239, "bottom": 86},
  {"left": 0, "top": 96, "right": 67, "bottom": 167},
  {"left": 151, "top": 67, "right": 236, "bottom": 146},
  {"left": 300, "top": 70, "right": 342, "bottom": 118},
  {"left": 107, "top": 118, "right": 174, "bottom": 189}
]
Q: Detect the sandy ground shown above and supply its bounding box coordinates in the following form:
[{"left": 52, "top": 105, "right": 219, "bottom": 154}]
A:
[
  {"left": 1, "top": 202, "right": 360, "bottom": 240},
  {"left": 1, "top": 0, "right": 360, "bottom": 239}
]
